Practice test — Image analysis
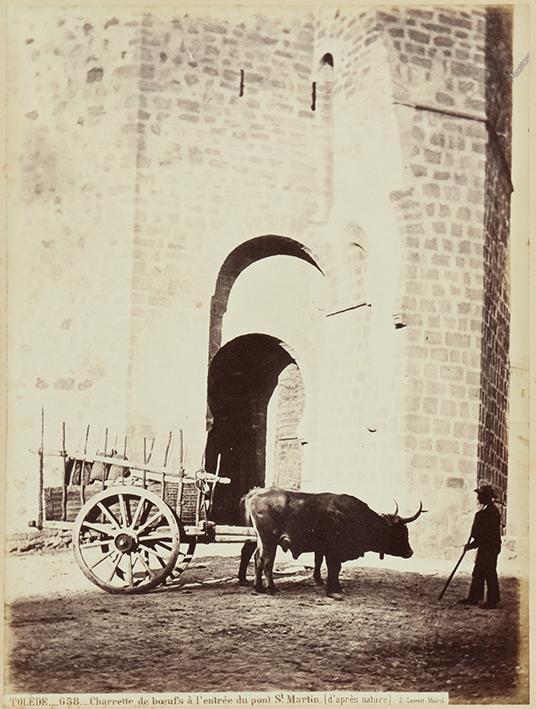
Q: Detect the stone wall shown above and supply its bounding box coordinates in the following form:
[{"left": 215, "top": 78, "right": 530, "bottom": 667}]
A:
[
  {"left": 477, "top": 7, "right": 513, "bottom": 518},
  {"left": 6, "top": 8, "right": 142, "bottom": 528},
  {"left": 6, "top": 6, "right": 514, "bottom": 560},
  {"left": 382, "top": 7, "right": 492, "bottom": 554},
  {"left": 370, "top": 6, "right": 511, "bottom": 557}
]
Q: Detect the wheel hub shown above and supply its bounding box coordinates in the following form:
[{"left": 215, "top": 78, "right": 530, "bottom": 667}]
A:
[{"left": 114, "top": 532, "right": 137, "bottom": 553}]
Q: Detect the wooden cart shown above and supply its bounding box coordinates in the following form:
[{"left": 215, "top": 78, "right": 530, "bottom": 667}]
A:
[{"left": 31, "top": 411, "right": 257, "bottom": 594}]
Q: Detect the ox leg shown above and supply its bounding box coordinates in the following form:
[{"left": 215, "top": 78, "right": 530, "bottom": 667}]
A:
[
  {"left": 262, "top": 542, "right": 278, "bottom": 594},
  {"left": 325, "top": 556, "right": 344, "bottom": 600},
  {"left": 313, "top": 551, "right": 324, "bottom": 586},
  {"left": 238, "top": 540, "right": 256, "bottom": 586},
  {"left": 254, "top": 546, "right": 266, "bottom": 593},
  {"left": 253, "top": 541, "right": 278, "bottom": 594}
]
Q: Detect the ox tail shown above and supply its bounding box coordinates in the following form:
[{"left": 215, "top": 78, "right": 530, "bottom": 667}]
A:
[{"left": 240, "top": 487, "right": 264, "bottom": 527}]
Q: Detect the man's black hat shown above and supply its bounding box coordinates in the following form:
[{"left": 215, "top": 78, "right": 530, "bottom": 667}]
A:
[{"left": 474, "top": 484, "right": 496, "bottom": 500}]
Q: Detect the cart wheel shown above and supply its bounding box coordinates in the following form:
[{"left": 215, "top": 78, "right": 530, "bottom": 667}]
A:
[{"left": 73, "top": 485, "right": 180, "bottom": 594}]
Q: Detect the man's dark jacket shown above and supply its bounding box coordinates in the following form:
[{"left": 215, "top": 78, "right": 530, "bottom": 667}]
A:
[{"left": 468, "top": 503, "right": 501, "bottom": 553}]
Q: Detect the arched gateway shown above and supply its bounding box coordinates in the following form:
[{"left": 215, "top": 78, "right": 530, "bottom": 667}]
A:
[{"left": 205, "top": 235, "right": 323, "bottom": 523}]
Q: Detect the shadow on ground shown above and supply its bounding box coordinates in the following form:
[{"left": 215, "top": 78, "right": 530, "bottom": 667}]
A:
[{"left": 5, "top": 554, "right": 529, "bottom": 703}]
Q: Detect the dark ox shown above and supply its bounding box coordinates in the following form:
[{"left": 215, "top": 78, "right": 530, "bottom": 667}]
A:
[{"left": 239, "top": 488, "right": 424, "bottom": 599}]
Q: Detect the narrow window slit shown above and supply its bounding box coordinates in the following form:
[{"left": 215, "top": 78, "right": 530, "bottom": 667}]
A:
[
  {"left": 239, "top": 69, "right": 245, "bottom": 97},
  {"left": 311, "top": 81, "right": 317, "bottom": 111}
]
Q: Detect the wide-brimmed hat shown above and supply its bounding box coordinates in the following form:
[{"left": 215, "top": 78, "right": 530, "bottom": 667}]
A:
[{"left": 474, "top": 484, "right": 496, "bottom": 499}]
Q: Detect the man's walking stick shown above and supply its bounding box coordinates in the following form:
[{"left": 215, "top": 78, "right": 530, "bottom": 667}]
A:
[{"left": 438, "top": 535, "right": 472, "bottom": 600}]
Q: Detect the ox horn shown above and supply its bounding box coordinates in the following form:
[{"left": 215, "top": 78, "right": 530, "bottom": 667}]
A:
[
  {"left": 393, "top": 500, "right": 399, "bottom": 516},
  {"left": 400, "top": 501, "right": 424, "bottom": 524}
]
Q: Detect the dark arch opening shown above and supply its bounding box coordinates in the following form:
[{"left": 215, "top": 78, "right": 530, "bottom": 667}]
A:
[
  {"left": 320, "top": 52, "right": 334, "bottom": 68},
  {"left": 205, "top": 334, "right": 297, "bottom": 524}
]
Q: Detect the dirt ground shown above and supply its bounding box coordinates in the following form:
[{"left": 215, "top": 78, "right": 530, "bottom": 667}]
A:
[{"left": 4, "top": 546, "right": 529, "bottom": 704}]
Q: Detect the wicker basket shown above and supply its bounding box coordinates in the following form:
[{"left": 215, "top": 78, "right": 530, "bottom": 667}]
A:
[
  {"left": 44, "top": 478, "right": 202, "bottom": 525},
  {"left": 44, "top": 486, "right": 101, "bottom": 523}
]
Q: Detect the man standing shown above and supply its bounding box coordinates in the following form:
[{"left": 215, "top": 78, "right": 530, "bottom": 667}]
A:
[{"left": 459, "top": 484, "right": 502, "bottom": 609}]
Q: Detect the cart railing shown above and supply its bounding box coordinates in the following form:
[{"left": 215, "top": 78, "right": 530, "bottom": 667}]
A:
[
  {"left": 30, "top": 449, "right": 187, "bottom": 484},
  {"left": 30, "top": 410, "right": 230, "bottom": 530}
]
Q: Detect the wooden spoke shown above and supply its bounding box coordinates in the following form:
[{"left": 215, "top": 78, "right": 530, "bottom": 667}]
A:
[
  {"left": 138, "top": 533, "right": 173, "bottom": 543},
  {"left": 81, "top": 520, "right": 115, "bottom": 537},
  {"left": 141, "top": 545, "right": 169, "bottom": 567},
  {"left": 141, "top": 547, "right": 151, "bottom": 562},
  {"left": 108, "top": 553, "right": 123, "bottom": 583},
  {"left": 136, "top": 552, "right": 157, "bottom": 579},
  {"left": 126, "top": 554, "right": 134, "bottom": 588},
  {"left": 82, "top": 539, "right": 113, "bottom": 550},
  {"left": 136, "top": 510, "right": 164, "bottom": 536},
  {"left": 97, "top": 502, "right": 120, "bottom": 529},
  {"left": 129, "top": 496, "right": 146, "bottom": 530},
  {"left": 118, "top": 493, "right": 130, "bottom": 528},
  {"left": 89, "top": 548, "right": 117, "bottom": 570},
  {"left": 141, "top": 541, "right": 173, "bottom": 557}
]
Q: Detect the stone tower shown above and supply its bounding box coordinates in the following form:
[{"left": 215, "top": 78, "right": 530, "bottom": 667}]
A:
[{"left": 7, "top": 6, "right": 513, "bottom": 558}]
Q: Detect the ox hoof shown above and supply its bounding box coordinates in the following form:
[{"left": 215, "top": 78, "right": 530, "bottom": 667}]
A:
[
  {"left": 266, "top": 587, "right": 278, "bottom": 595},
  {"left": 313, "top": 577, "right": 324, "bottom": 586},
  {"left": 253, "top": 586, "right": 266, "bottom": 594},
  {"left": 327, "top": 592, "right": 345, "bottom": 601},
  {"left": 238, "top": 579, "right": 252, "bottom": 587}
]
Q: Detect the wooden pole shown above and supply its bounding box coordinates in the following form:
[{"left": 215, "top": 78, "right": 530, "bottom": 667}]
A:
[
  {"left": 61, "top": 421, "right": 68, "bottom": 522},
  {"left": 176, "top": 430, "right": 184, "bottom": 521},
  {"left": 37, "top": 407, "right": 45, "bottom": 530},
  {"left": 28, "top": 450, "right": 185, "bottom": 479},
  {"left": 164, "top": 431, "right": 173, "bottom": 467},
  {"left": 122, "top": 434, "right": 128, "bottom": 484},
  {"left": 438, "top": 535, "right": 472, "bottom": 600},
  {"left": 208, "top": 453, "right": 221, "bottom": 513},
  {"left": 438, "top": 550, "right": 466, "bottom": 600},
  {"left": 147, "top": 437, "right": 155, "bottom": 464},
  {"left": 163, "top": 431, "right": 172, "bottom": 498},
  {"left": 102, "top": 427, "right": 108, "bottom": 490},
  {"left": 80, "top": 424, "right": 90, "bottom": 505},
  {"left": 142, "top": 437, "right": 147, "bottom": 488}
]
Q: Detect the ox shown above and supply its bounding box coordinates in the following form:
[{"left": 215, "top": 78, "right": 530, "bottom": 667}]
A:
[{"left": 239, "top": 488, "right": 424, "bottom": 598}]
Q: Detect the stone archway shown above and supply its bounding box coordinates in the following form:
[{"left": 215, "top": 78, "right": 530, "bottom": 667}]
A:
[
  {"left": 205, "top": 235, "right": 324, "bottom": 521},
  {"left": 208, "top": 235, "right": 323, "bottom": 365},
  {"left": 205, "top": 334, "right": 302, "bottom": 524}
]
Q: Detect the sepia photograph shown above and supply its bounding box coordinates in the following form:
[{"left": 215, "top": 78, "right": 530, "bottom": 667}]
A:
[{"left": 2, "top": 1, "right": 531, "bottom": 706}]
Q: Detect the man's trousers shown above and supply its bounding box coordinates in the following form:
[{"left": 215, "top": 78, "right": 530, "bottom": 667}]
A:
[{"left": 468, "top": 548, "right": 500, "bottom": 605}]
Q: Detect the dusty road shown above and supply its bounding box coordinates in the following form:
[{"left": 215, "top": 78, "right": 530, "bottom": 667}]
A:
[{"left": 5, "top": 547, "right": 529, "bottom": 704}]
